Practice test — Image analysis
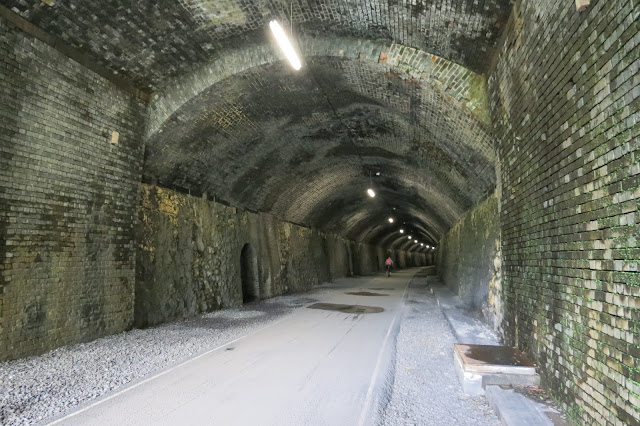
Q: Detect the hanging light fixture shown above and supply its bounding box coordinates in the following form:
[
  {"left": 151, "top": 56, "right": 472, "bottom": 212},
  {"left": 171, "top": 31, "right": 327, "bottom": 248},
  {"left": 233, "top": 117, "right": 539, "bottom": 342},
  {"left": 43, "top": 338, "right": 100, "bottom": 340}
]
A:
[
  {"left": 269, "top": 20, "right": 301, "bottom": 70},
  {"left": 367, "top": 170, "right": 376, "bottom": 198}
]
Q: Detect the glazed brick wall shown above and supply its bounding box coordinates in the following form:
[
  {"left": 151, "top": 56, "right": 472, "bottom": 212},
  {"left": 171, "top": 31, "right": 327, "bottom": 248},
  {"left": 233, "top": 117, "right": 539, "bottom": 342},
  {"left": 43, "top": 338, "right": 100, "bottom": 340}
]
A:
[
  {"left": 489, "top": 1, "right": 639, "bottom": 424},
  {"left": 0, "top": 16, "right": 147, "bottom": 360}
]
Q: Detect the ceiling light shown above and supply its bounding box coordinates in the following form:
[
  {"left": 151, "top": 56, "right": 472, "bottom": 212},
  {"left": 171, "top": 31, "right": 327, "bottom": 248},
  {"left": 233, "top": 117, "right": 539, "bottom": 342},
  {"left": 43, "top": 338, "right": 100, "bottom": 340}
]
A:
[
  {"left": 376, "top": 172, "right": 381, "bottom": 176},
  {"left": 400, "top": 229, "right": 404, "bottom": 234},
  {"left": 388, "top": 218, "right": 394, "bottom": 223},
  {"left": 408, "top": 236, "right": 412, "bottom": 239},
  {"left": 420, "top": 243, "right": 424, "bottom": 246},
  {"left": 367, "top": 188, "right": 376, "bottom": 198},
  {"left": 269, "top": 20, "right": 301, "bottom": 70},
  {"left": 414, "top": 240, "right": 418, "bottom": 243}
]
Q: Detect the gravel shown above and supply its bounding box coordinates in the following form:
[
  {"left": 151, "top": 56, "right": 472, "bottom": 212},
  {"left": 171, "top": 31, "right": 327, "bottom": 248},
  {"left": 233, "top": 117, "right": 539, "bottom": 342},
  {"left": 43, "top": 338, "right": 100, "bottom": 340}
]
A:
[
  {"left": 1, "top": 274, "right": 500, "bottom": 426},
  {"left": 0, "top": 292, "right": 323, "bottom": 426},
  {"left": 379, "top": 274, "right": 500, "bottom": 426}
]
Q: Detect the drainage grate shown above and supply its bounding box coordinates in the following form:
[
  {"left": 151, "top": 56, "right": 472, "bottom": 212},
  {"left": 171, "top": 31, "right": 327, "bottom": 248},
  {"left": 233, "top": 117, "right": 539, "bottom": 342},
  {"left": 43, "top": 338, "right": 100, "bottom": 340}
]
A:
[
  {"left": 307, "top": 303, "right": 384, "bottom": 314},
  {"left": 345, "top": 291, "right": 389, "bottom": 296}
]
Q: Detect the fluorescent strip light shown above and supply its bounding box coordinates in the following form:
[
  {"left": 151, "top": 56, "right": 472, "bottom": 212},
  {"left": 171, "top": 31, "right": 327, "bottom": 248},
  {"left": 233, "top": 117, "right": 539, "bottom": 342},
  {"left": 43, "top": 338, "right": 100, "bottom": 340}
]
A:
[{"left": 269, "top": 20, "right": 301, "bottom": 70}]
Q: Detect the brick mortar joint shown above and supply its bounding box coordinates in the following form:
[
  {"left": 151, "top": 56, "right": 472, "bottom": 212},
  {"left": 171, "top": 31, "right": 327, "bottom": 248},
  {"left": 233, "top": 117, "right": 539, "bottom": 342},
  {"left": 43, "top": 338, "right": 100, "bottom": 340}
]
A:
[
  {"left": 147, "top": 36, "right": 487, "bottom": 138},
  {"left": 0, "top": 4, "right": 151, "bottom": 103}
]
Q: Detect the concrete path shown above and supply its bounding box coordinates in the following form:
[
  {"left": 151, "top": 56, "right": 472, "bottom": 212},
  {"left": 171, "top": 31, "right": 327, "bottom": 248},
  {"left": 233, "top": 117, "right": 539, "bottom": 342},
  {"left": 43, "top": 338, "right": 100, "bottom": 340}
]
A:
[
  {"left": 41, "top": 269, "right": 500, "bottom": 426},
  {"left": 51, "top": 271, "right": 413, "bottom": 426}
]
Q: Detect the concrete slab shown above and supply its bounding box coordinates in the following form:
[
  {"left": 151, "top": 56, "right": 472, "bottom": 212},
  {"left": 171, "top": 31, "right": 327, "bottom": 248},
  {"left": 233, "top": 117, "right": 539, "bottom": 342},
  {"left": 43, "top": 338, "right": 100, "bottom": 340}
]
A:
[
  {"left": 430, "top": 284, "right": 500, "bottom": 345},
  {"left": 455, "top": 344, "right": 536, "bottom": 375},
  {"left": 454, "top": 344, "right": 539, "bottom": 395},
  {"left": 485, "top": 386, "right": 570, "bottom": 426}
]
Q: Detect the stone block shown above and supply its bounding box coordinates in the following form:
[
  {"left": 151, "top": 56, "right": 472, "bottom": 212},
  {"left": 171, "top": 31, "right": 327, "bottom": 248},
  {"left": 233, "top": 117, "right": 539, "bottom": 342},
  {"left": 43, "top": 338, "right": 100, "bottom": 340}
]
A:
[{"left": 454, "top": 344, "right": 538, "bottom": 396}]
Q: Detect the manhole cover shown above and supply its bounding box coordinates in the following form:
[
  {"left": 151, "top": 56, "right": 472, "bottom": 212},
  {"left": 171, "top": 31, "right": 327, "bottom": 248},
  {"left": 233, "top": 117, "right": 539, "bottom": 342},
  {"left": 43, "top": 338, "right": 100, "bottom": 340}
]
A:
[
  {"left": 307, "top": 303, "right": 384, "bottom": 314},
  {"left": 345, "top": 291, "right": 389, "bottom": 296}
]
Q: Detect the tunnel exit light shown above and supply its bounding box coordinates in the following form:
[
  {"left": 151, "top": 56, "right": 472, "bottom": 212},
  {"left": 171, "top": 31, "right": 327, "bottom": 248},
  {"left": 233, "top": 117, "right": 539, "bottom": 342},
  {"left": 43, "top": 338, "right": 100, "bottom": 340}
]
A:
[
  {"left": 367, "top": 188, "right": 376, "bottom": 198},
  {"left": 269, "top": 20, "right": 301, "bottom": 70}
]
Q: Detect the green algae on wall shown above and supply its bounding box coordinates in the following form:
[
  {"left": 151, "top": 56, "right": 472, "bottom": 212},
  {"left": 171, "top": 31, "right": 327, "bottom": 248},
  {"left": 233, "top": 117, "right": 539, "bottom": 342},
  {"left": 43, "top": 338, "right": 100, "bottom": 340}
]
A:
[
  {"left": 135, "top": 184, "right": 388, "bottom": 327},
  {"left": 437, "top": 191, "right": 502, "bottom": 335},
  {"left": 488, "top": 1, "right": 640, "bottom": 423}
]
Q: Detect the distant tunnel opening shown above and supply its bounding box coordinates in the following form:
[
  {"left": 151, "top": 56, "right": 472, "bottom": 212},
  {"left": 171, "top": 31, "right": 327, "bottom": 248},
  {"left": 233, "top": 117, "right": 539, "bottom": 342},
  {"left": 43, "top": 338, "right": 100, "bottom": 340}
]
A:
[{"left": 240, "top": 243, "right": 259, "bottom": 303}]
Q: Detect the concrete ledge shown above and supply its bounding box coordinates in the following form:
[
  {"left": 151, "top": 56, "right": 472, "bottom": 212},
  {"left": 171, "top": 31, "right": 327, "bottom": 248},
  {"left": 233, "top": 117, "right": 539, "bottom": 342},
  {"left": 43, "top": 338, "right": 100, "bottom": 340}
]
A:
[
  {"left": 454, "top": 344, "right": 539, "bottom": 396},
  {"left": 482, "top": 373, "right": 540, "bottom": 388},
  {"left": 485, "top": 386, "right": 569, "bottom": 426},
  {"left": 430, "top": 284, "right": 500, "bottom": 345}
]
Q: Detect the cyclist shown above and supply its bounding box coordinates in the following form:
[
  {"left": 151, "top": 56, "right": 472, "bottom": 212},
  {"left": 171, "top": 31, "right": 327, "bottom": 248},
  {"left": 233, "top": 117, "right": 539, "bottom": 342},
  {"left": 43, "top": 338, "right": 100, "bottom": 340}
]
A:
[{"left": 385, "top": 257, "right": 393, "bottom": 276}]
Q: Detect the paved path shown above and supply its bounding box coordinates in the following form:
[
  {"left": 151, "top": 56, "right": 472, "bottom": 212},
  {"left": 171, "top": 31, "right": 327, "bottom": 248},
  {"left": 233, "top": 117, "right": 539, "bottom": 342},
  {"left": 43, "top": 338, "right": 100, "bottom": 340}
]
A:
[
  {"left": 44, "top": 269, "right": 499, "bottom": 426},
  {"left": 52, "top": 271, "right": 414, "bottom": 426}
]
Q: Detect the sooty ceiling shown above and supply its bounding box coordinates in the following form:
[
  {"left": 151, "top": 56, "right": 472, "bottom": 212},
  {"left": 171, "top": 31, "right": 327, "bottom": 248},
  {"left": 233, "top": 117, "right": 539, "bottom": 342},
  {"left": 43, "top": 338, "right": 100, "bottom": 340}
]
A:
[
  {"left": 3, "top": 0, "right": 512, "bottom": 90},
  {"left": 144, "top": 53, "right": 496, "bottom": 246},
  {"left": 3, "top": 0, "right": 507, "bottom": 249}
]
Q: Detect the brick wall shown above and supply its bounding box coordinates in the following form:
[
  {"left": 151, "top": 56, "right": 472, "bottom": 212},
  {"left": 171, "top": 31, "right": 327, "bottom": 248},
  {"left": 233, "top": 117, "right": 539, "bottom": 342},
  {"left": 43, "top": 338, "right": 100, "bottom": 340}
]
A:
[
  {"left": 437, "top": 191, "right": 503, "bottom": 332},
  {"left": 0, "top": 16, "right": 148, "bottom": 360},
  {"left": 489, "top": 1, "right": 639, "bottom": 424}
]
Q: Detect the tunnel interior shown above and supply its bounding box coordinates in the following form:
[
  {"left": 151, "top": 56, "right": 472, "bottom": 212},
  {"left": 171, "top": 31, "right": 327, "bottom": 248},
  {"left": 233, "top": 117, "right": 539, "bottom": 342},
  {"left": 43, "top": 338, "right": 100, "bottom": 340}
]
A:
[{"left": 0, "top": 1, "right": 638, "bottom": 424}]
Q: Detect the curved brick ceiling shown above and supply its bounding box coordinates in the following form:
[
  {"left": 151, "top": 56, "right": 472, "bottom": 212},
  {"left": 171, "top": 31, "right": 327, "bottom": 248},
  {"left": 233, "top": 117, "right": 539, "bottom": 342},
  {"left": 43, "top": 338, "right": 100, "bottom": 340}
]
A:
[
  {"left": 144, "top": 53, "right": 496, "bottom": 246},
  {"left": 3, "top": 0, "right": 511, "bottom": 90},
  {"left": 2, "top": 1, "right": 504, "bottom": 249}
]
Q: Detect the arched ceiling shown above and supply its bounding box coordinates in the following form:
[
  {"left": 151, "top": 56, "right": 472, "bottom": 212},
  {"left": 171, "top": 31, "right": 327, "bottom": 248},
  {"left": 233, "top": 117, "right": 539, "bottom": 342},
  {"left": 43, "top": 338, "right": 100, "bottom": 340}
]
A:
[
  {"left": 2, "top": 1, "right": 507, "bottom": 251},
  {"left": 144, "top": 43, "right": 496, "bottom": 247},
  {"left": 3, "top": 0, "right": 512, "bottom": 90}
]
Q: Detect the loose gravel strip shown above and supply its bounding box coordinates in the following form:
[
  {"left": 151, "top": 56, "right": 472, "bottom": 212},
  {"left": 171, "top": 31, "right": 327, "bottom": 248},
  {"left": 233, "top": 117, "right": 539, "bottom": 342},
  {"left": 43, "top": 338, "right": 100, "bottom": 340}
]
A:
[
  {"left": 0, "top": 293, "right": 322, "bottom": 426},
  {"left": 380, "top": 273, "right": 500, "bottom": 426}
]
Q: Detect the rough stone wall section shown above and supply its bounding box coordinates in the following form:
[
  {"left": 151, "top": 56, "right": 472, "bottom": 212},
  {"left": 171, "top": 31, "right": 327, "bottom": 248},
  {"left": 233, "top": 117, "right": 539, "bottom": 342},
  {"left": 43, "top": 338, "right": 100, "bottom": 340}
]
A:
[
  {"left": 135, "top": 185, "right": 385, "bottom": 328},
  {"left": 436, "top": 191, "right": 502, "bottom": 333},
  {"left": 0, "top": 16, "right": 147, "bottom": 361},
  {"left": 489, "top": 1, "right": 639, "bottom": 424}
]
